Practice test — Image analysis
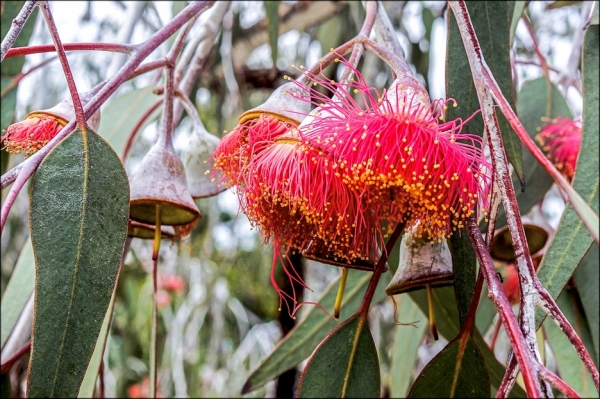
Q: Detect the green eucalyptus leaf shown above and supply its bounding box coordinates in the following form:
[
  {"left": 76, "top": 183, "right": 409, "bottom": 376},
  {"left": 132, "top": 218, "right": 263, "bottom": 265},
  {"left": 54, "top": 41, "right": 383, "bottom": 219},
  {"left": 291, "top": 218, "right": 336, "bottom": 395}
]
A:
[
  {"left": 389, "top": 294, "right": 428, "bottom": 398},
  {"left": 409, "top": 287, "right": 526, "bottom": 397},
  {"left": 544, "top": 290, "right": 598, "bottom": 397},
  {"left": 573, "top": 244, "right": 600, "bottom": 364},
  {"left": 535, "top": 25, "right": 599, "bottom": 329},
  {"left": 407, "top": 335, "right": 490, "bottom": 398},
  {"left": 496, "top": 77, "right": 572, "bottom": 228},
  {"left": 449, "top": 228, "right": 477, "bottom": 328},
  {"left": 446, "top": 1, "right": 523, "bottom": 181},
  {"left": 1, "top": 238, "right": 34, "bottom": 349},
  {"left": 242, "top": 268, "right": 391, "bottom": 394},
  {"left": 78, "top": 265, "right": 121, "bottom": 398},
  {"left": 264, "top": 1, "right": 280, "bottom": 69},
  {"left": 510, "top": 1, "right": 526, "bottom": 42},
  {"left": 296, "top": 314, "right": 380, "bottom": 398},
  {"left": 27, "top": 126, "right": 129, "bottom": 398},
  {"left": 97, "top": 86, "right": 162, "bottom": 157}
]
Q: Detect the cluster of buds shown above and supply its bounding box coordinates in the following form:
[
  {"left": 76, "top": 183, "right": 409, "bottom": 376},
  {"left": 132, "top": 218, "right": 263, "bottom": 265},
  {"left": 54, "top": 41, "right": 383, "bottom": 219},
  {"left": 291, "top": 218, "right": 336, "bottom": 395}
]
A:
[{"left": 211, "top": 52, "right": 492, "bottom": 313}]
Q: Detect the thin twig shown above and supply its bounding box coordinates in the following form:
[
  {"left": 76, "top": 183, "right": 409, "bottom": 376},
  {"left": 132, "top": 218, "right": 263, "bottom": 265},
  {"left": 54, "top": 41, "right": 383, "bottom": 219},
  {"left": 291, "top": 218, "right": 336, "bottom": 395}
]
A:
[
  {"left": 0, "top": 340, "right": 31, "bottom": 373},
  {"left": 1, "top": 1, "right": 215, "bottom": 228},
  {"left": 0, "top": 0, "right": 39, "bottom": 62},
  {"left": 39, "top": 1, "right": 86, "bottom": 128},
  {"left": 0, "top": 56, "right": 56, "bottom": 99},
  {"left": 5, "top": 42, "right": 136, "bottom": 58}
]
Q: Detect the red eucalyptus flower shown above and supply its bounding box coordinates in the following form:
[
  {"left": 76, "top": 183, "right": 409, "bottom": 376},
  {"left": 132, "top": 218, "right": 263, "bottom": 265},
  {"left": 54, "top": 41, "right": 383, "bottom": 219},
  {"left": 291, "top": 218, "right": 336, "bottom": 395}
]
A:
[
  {"left": 535, "top": 116, "right": 581, "bottom": 182},
  {"left": 287, "top": 55, "right": 492, "bottom": 242},
  {"left": 1, "top": 88, "right": 101, "bottom": 157},
  {"left": 1, "top": 112, "right": 67, "bottom": 157}
]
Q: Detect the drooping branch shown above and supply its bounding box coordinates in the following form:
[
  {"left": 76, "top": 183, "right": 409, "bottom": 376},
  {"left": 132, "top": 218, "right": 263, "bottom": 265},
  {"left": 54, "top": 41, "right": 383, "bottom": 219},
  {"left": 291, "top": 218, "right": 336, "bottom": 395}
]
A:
[
  {"left": 0, "top": 0, "right": 39, "bottom": 62},
  {"left": 1, "top": 1, "right": 215, "bottom": 232}
]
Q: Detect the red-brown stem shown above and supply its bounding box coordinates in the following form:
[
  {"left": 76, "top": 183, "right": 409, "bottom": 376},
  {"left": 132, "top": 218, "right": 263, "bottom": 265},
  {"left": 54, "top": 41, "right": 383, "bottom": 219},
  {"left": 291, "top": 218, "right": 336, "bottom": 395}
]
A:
[
  {"left": 449, "top": 1, "right": 599, "bottom": 244},
  {"left": 489, "top": 317, "right": 502, "bottom": 351},
  {"left": 0, "top": 340, "right": 31, "bottom": 374},
  {"left": 363, "top": 38, "right": 414, "bottom": 78},
  {"left": 122, "top": 99, "right": 163, "bottom": 160},
  {"left": 39, "top": 1, "right": 86, "bottom": 128},
  {"left": 302, "top": 39, "right": 357, "bottom": 83},
  {"left": 5, "top": 42, "right": 136, "bottom": 59},
  {"left": 98, "top": 360, "right": 105, "bottom": 399},
  {"left": 357, "top": 222, "right": 405, "bottom": 316},
  {"left": 465, "top": 217, "right": 542, "bottom": 397},
  {"left": 497, "top": 355, "right": 520, "bottom": 398},
  {"left": 1, "top": 1, "right": 215, "bottom": 232},
  {"left": 513, "top": 60, "right": 560, "bottom": 74},
  {"left": 460, "top": 268, "right": 485, "bottom": 335},
  {"left": 0, "top": 0, "right": 39, "bottom": 61},
  {"left": 522, "top": 15, "right": 551, "bottom": 83},
  {"left": 451, "top": 3, "right": 599, "bottom": 395},
  {"left": 128, "top": 59, "right": 169, "bottom": 81},
  {"left": 0, "top": 56, "right": 56, "bottom": 99},
  {"left": 538, "top": 367, "right": 581, "bottom": 398}
]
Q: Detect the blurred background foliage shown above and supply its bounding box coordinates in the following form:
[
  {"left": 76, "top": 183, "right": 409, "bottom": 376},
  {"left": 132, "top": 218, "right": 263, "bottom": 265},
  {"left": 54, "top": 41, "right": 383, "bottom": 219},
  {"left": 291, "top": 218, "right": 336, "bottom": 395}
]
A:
[{"left": 1, "top": 1, "right": 597, "bottom": 398}]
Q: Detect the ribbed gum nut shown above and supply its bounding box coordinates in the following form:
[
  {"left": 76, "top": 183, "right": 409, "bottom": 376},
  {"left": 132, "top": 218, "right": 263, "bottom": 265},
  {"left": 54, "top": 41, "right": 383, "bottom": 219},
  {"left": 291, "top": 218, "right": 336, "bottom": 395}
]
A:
[
  {"left": 490, "top": 222, "right": 549, "bottom": 262},
  {"left": 385, "top": 229, "right": 454, "bottom": 295},
  {"left": 129, "top": 140, "right": 201, "bottom": 226},
  {"left": 238, "top": 82, "right": 311, "bottom": 125},
  {"left": 182, "top": 124, "right": 226, "bottom": 199},
  {"left": 128, "top": 220, "right": 175, "bottom": 240},
  {"left": 27, "top": 88, "right": 102, "bottom": 130}
]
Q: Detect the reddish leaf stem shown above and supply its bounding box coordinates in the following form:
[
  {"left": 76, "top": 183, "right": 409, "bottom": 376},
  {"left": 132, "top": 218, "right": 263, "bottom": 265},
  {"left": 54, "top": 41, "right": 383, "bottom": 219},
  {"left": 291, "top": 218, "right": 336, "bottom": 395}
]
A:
[
  {"left": 357, "top": 222, "right": 405, "bottom": 316},
  {"left": 38, "top": 1, "right": 86, "bottom": 128},
  {"left": 5, "top": 42, "right": 136, "bottom": 59},
  {"left": 0, "top": 340, "right": 31, "bottom": 374},
  {"left": 0, "top": 0, "right": 39, "bottom": 61},
  {"left": 121, "top": 99, "right": 163, "bottom": 160},
  {"left": 1, "top": 1, "right": 215, "bottom": 232},
  {"left": 538, "top": 367, "right": 581, "bottom": 398}
]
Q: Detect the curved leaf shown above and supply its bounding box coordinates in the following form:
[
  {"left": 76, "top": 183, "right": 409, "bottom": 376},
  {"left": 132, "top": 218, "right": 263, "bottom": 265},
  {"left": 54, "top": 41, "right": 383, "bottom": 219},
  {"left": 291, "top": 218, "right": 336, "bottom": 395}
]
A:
[
  {"left": 242, "top": 268, "right": 391, "bottom": 394},
  {"left": 97, "top": 86, "right": 161, "bottom": 157},
  {"left": 446, "top": 1, "right": 523, "bottom": 181},
  {"left": 264, "top": 0, "right": 280, "bottom": 69},
  {"left": 573, "top": 244, "right": 600, "bottom": 364},
  {"left": 410, "top": 287, "right": 526, "bottom": 397},
  {"left": 544, "top": 290, "right": 598, "bottom": 397},
  {"left": 449, "top": 228, "right": 476, "bottom": 328},
  {"left": 496, "top": 77, "right": 572, "bottom": 228},
  {"left": 1, "top": 238, "right": 34, "bottom": 349},
  {"left": 27, "top": 127, "right": 129, "bottom": 397},
  {"left": 296, "top": 314, "right": 380, "bottom": 398},
  {"left": 510, "top": 2, "right": 526, "bottom": 43},
  {"left": 535, "top": 24, "right": 599, "bottom": 328},
  {"left": 407, "top": 334, "right": 490, "bottom": 398},
  {"left": 389, "top": 294, "right": 427, "bottom": 397}
]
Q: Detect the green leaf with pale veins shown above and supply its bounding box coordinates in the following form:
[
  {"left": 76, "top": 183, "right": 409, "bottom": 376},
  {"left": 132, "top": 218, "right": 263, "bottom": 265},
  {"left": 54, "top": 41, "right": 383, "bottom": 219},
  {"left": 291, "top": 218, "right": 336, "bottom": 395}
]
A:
[
  {"left": 496, "top": 77, "right": 572, "bottom": 228},
  {"left": 408, "top": 334, "right": 490, "bottom": 398},
  {"left": 449, "top": 228, "right": 477, "bottom": 328},
  {"left": 27, "top": 126, "right": 129, "bottom": 398},
  {"left": 296, "top": 314, "right": 380, "bottom": 398},
  {"left": 1, "top": 238, "right": 34, "bottom": 349},
  {"left": 535, "top": 25, "right": 599, "bottom": 329},
  {"left": 446, "top": 1, "right": 523, "bottom": 181},
  {"left": 97, "top": 86, "right": 162, "bottom": 158},
  {"left": 389, "top": 294, "right": 428, "bottom": 398},
  {"left": 242, "top": 268, "right": 391, "bottom": 394}
]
